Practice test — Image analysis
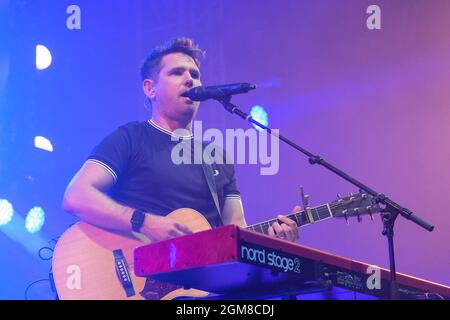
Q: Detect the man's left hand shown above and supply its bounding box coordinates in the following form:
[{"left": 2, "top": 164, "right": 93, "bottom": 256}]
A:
[{"left": 267, "top": 205, "right": 301, "bottom": 242}]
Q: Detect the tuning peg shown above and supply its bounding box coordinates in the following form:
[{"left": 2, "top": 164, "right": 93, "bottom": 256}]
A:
[
  {"left": 349, "top": 192, "right": 355, "bottom": 201},
  {"left": 367, "top": 206, "right": 375, "bottom": 221},
  {"left": 342, "top": 209, "right": 349, "bottom": 225},
  {"left": 354, "top": 208, "right": 362, "bottom": 222}
]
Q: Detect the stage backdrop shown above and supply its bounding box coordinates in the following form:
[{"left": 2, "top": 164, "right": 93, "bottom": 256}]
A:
[{"left": 1, "top": 0, "right": 449, "bottom": 299}]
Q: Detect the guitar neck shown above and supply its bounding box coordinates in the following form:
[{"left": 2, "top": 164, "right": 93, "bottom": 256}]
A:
[{"left": 246, "top": 203, "right": 333, "bottom": 235}]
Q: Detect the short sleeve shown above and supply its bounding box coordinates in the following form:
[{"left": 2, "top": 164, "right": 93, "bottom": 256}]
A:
[
  {"left": 223, "top": 163, "right": 241, "bottom": 200},
  {"left": 86, "top": 123, "right": 137, "bottom": 181}
]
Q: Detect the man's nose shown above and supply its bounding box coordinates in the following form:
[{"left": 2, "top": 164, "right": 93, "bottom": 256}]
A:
[{"left": 185, "top": 78, "right": 194, "bottom": 88}]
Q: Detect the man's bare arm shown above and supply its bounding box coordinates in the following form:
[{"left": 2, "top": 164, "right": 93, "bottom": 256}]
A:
[
  {"left": 62, "top": 162, "right": 191, "bottom": 241},
  {"left": 221, "top": 197, "right": 247, "bottom": 227}
]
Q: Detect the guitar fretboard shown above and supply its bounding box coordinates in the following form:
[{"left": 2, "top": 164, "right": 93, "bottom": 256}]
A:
[{"left": 246, "top": 204, "right": 332, "bottom": 235}]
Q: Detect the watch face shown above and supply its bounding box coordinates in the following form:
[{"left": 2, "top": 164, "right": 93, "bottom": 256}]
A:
[{"left": 132, "top": 211, "right": 145, "bottom": 231}]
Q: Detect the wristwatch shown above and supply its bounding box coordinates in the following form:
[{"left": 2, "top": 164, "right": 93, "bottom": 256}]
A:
[{"left": 130, "top": 210, "right": 146, "bottom": 233}]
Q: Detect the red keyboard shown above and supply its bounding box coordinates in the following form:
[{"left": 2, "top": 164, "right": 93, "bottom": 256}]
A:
[{"left": 134, "top": 225, "right": 450, "bottom": 299}]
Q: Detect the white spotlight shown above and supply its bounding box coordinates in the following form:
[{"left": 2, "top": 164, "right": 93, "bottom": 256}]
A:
[
  {"left": 35, "top": 45, "right": 52, "bottom": 70},
  {"left": 34, "top": 136, "right": 53, "bottom": 152},
  {"left": 0, "top": 199, "right": 14, "bottom": 226},
  {"left": 25, "top": 207, "right": 45, "bottom": 233}
]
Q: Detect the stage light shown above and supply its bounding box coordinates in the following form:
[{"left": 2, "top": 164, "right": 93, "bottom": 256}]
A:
[
  {"left": 250, "top": 105, "right": 269, "bottom": 131},
  {"left": 25, "top": 207, "right": 45, "bottom": 233},
  {"left": 35, "top": 45, "right": 52, "bottom": 70},
  {"left": 0, "top": 199, "right": 14, "bottom": 226},
  {"left": 34, "top": 136, "right": 53, "bottom": 152}
]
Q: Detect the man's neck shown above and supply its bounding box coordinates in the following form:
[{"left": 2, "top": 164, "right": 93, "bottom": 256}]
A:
[{"left": 150, "top": 115, "right": 193, "bottom": 134}]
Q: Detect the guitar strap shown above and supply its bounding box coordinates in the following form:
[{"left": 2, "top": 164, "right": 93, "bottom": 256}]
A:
[{"left": 194, "top": 140, "right": 223, "bottom": 225}]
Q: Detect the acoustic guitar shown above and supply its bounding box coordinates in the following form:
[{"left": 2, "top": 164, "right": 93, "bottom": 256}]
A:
[{"left": 52, "top": 192, "right": 379, "bottom": 299}]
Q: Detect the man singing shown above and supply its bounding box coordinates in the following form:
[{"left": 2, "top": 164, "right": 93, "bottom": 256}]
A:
[{"left": 62, "top": 38, "right": 299, "bottom": 244}]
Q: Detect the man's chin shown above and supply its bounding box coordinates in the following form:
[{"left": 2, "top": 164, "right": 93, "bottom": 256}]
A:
[
  {"left": 188, "top": 107, "right": 199, "bottom": 120},
  {"left": 178, "top": 103, "right": 199, "bottom": 120},
  {"left": 185, "top": 100, "right": 199, "bottom": 111}
]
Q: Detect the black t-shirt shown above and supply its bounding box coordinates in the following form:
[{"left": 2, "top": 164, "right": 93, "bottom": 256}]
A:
[{"left": 87, "top": 120, "right": 241, "bottom": 228}]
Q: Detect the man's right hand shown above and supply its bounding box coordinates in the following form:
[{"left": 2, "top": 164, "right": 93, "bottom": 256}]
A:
[{"left": 141, "top": 214, "right": 192, "bottom": 243}]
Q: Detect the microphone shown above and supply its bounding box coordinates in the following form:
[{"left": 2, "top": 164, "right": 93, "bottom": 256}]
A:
[{"left": 181, "top": 83, "right": 256, "bottom": 101}]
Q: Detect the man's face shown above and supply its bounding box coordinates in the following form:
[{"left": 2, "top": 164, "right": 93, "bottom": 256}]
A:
[{"left": 151, "top": 52, "right": 202, "bottom": 122}]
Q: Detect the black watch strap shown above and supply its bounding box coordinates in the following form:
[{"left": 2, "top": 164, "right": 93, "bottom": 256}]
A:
[{"left": 130, "top": 210, "right": 146, "bottom": 233}]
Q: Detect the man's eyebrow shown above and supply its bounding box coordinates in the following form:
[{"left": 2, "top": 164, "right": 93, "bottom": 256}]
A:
[
  {"left": 166, "top": 66, "right": 181, "bottom": 73},
  {"left": 168, "top": 66, "right": 200, "bottom": 76}
]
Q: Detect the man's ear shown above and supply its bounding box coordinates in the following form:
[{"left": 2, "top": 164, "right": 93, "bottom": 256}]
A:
[{"left": 143, "top": 79, "right": 156, "bottom": 99}]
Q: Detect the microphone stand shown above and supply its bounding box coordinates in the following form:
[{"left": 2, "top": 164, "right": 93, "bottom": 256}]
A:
[{"left": 218, "top": 97, "right": 434, "bottom": 300}]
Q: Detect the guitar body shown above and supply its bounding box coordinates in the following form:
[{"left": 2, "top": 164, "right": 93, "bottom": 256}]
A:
[{"left": 52, "top": 208, "right": 211, "bottom": 300}]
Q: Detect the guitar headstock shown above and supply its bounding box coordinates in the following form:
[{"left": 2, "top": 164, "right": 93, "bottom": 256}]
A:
[{"left": 329, "top": 192, "right": 380, "bottom": 222}]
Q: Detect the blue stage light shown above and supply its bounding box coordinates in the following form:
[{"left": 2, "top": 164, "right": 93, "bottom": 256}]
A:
[
  {"left": 25, "top": 207, "right": 45, "bottom": 233},
  {"left": 250, "top": 105, "right": 269, "bottom": 131},
  {"left": 0, "top": 199, "right": 14, "bottom": 226}
]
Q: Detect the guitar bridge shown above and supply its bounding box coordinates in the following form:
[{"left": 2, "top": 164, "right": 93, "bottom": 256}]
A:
[{"left": 113, "top": 249, "right": 136, "bottom": 298}]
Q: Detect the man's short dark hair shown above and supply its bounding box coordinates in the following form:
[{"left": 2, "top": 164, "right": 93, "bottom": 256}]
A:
[{"left": 140, "top": 37, "right": 205, "bottom": 81}]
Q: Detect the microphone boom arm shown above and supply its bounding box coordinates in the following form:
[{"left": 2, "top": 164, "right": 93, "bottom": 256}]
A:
[{"left": 218, "top": 96, "right": 434, "bottom": 300}]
